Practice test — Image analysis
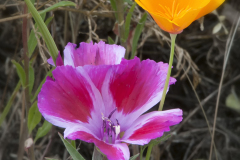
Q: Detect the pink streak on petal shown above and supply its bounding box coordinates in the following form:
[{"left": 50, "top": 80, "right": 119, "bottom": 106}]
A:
[
  {"left": 47, "top": 52, "right": 63, "bottom": 66},
  {"left": 95, "top": 41, "right": 125, "bottom": 65},
  {"left": 109, "top": 57, "right": 176, "bottom": 116},
  {"left": 65, "top": 128, "right": 130, "bottom": 160},
  {"left": 38, "top": 66, "right": 102, "bottom": 127},
  {"left": 121, "top": 109, "right": 183, "bottom": 145}
]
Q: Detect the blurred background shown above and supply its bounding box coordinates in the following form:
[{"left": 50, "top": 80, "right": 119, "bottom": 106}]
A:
[{"left": 0, "top": 0, "right": 240, "bottom": 159}]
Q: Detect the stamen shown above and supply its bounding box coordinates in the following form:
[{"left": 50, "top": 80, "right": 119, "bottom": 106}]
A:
[
  {"left": 101, "top": 109, "right": 121, "bottom": 144},
  {"left": 108, "top": 108, "right": 117, "bottom": 119}
]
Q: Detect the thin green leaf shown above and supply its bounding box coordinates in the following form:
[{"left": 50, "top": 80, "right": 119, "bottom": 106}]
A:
[
  {"left": 45, "top": 158, "right": 58, "bottom": 160},
  {"left": 39, "top": 1, "right": 76, "bottom": 15},
  {"left": 131, "top": 13, "right": 147, "bottom": 59},
  {"left": 108, "top": 36, "right": 115, "bottom": 44},
  {"left": 28, "top": 101, "right": 42, "bottom": 134},
  {"left": 150, "top": 134, "right": 172, "bottom": 146},
  {"left": 0, "top": 81, "right": 21, "bottom": 126},
  {"left": 109, "top": 0, "right": 117, "bottom": 19},
  {"left": 12, "top": 60, "right": 26, "bottom": 86},
  {"left": 28, "top": 14, "right": 53, "bottom": 57},
  {"left": 59, "top": 133, "right": 85, "bottom": 160},
  {"left": 29, "top": 65, "right": 34, "bottom": 95},
  {"left": 34, "top": 120, "right": 52, "bottom": 142},
  {"left": 30, "top": 0, "right": 35, "bottom": 5},
  {"left": 31, "top": 68, "right": 53, "bottom": 103},
  {"left": 129, "top": 153, "right": 139, "bottom": 160},
  {"left": 25, "top": 0, "right": 68, "bottom": 64},
  {"left": 71, "top": 140, "right": 76, "bottom": 148},
  {"left": 124, "top": 0, "right": 133, "bottom": 5},
  {"left": 123, "top": 2, "right": 136, "bottom": 42},
  {"left": 28, "top": 13, "right": 46, "bottom": 57}
]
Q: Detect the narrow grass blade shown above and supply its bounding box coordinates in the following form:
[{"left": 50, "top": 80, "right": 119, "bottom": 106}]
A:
[
  {"left": 109, "top": 0, "right": 117, "bottom": 19},
  {"left": 123, "top": 2, "right": 136, "bottom": 43},
  {"left": 0, "top": 81, "right": 21, "bottom": 126},
  {"left": 34, "top": 120, "right": 52, "bottom": 142},
  {"left": 24, "top": 0, "right": 75, "bottom": 63},
  {"left": 28, "top": 101, "right": 42, "bottom": 134},
  {"left": 29, "top": 65, "right": 34, "bottom": 95},
  {"left": 131, "top": 13, "right": 147, "bottom": 59},
  {"left": 108, "top": 36, "right": 115, "bottom": 44},
  {"left": 59, "top": 133, "right": 85, "bottom": 160},
  {"left": 12, "top": 60, "right": 26, "bottom": 86},
  {"left": 39, "top": 1, "right": 76, "bottom": 15},
  {"left": 130, "top": 153, "right": 139, "bottom": 160}
]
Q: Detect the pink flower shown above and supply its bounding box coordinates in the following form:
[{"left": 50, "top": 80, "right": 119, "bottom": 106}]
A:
[
  {"left": 47, "top": 41, "right": 125, "bottom": 67},
  {"left": 39, "top": 41, "right": 182, "bottom": 160}
]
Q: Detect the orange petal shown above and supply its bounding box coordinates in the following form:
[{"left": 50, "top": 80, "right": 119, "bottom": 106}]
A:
[
  {"left": 151, "top": 13, "right": 182, "bottom": 33},
  {"left": 195, "top": 0, "right": 225, "bottom": 20},
  {"left": 135, "top": 0, "right": 173, "bottom": 13},
  {"left": 172, "top": 9, "right": 202, "bottom": 31}
]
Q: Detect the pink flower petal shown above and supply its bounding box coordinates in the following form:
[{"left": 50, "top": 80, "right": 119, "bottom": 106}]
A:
[
  {"left": 81, "top": 57, "right": 176, "bottom": 132},
  {"left": 121, "top": 109, "right": 182, "bottom": 145},
  {"left": 63, "top": 41, "right": 125, "bottom": 67},
  {"left": 102, "top": 57, "right": 176, "bottom": 129},
  {"left": 95, "top": 41, "right": 125, "bottom": 65},
  {"left": 38, "top": 66, "right": 104, "bottom": 129},
  {"left": 47, "top": 52, "right": 63, "bottom": 66},
  {"left": 64, "top": 42, "right": 97, "bottom": 67},
  {"left": 64, "top": 126, "right": 130, "bottom": 160}
]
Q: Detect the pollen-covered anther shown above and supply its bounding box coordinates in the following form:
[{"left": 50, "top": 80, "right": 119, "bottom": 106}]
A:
[{"left": 102, "top": 109, "right": 121, "bottom": 144}]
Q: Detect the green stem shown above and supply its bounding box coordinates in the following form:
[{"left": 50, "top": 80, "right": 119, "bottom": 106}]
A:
[
  {"left": 158, "top": 33, "right": 177, "bottom": 111},
  {"left": 145, "top": 144, "right": 153, "bottom": 160}
]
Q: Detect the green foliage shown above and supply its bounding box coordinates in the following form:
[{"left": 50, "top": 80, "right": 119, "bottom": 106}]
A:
[
  {"left": 34, "top": 120, "right": 52, "bottom": 142},
  {"left": 39, "top": 1, "right": 76, "bottom": 15},
  {"left": 140, "top": 134, "right": 172, "bottom": 159},
  {"left": 28, "top": 101, "right": 42, "bottom": 134},
  {"left": 29, "top": 65, "right": 34, "bottom": 95},
  {"left": 59, "top": 133, "right": 85, "bottom": 160},
  {"left": 45, "top": 158, "right": 58, "bottom": 160},
  {"left": 12, "top": 60, "right": 26, "bottom": 86},
  {"left": 123, "top": 2, "right": 136, "bottom": 43},
  {"left": 0, "top": 81, "right": 21, "bottom": 126},
  {"left": 108, "top": 36, "right": 115, "bottom": 44},
  {"left": 226, "top": 92, "right": 240, "bottom": 113},
  {"left": 130, "top": 153, "right": 139, "bottom": 160},
  {"left": 71, "top": 140, "right": 76, "bottom": 148},
  {"left": 109, "top": 0, "right": 117, "bottom": 19},
  {"left": 124, "top": 0, "right": 133, "bottom": 5},
  {"left": 25, "top": 0, "right": 75, "bottom": 63},
  {"left": 131, "top": 13, "right": 147, "bottom": 59},
  {"left": 27, "top": 13, "right": 47, "bottom": 57}
]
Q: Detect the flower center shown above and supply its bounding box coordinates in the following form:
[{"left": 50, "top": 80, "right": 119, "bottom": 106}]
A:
[
  {"left": 156, "top": 0, "right": 191, "bottom": 21},
  {"left": 101, "top": 108, "right": 121, "bottom": 144}
]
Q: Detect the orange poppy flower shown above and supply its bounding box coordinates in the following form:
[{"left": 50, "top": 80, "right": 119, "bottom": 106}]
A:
[{"left": 135, "top": 0, "right": 225, "bottom": 34}]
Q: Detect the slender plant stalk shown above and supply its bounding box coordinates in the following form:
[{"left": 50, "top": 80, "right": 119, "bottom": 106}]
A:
[
  {"left": 209, "top": 13, "right": 240, "bottom": 160},
  {"left": 18, "top": 3, "right": 35, "bottom": 160},
  {"left": 145, "top": 34, "right": 177, "bottom": 160},
  {"left": 158, "top": 34, "right": 177, "bottom": 111},
  {"left": 145, "top": 143, "right": 153, "bottom": 160}
]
